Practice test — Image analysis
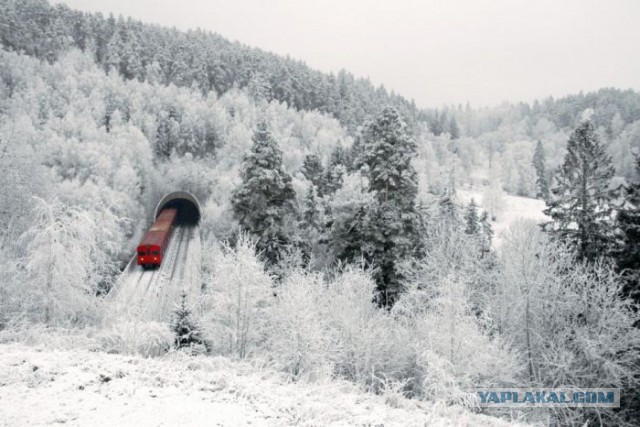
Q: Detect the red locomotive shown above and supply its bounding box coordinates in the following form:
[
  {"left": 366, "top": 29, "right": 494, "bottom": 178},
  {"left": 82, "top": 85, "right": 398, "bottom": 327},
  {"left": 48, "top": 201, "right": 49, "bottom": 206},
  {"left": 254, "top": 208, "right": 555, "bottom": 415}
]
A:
[{"left": 136, "top": 208, "right": 177, "bottom": 268}]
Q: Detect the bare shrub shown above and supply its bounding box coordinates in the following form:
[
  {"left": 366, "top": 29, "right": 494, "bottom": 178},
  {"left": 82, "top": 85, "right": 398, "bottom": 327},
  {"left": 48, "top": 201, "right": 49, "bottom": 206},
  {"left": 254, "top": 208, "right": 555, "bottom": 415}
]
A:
[
  {"left": 96, "top": 321, "right": 173, "bottom": 357},
  {"left": 200, "top": 233, "right": 273, "bottom": 358},
  {"left": 410, "top": 277, "right": 520, "bottom": 405}
]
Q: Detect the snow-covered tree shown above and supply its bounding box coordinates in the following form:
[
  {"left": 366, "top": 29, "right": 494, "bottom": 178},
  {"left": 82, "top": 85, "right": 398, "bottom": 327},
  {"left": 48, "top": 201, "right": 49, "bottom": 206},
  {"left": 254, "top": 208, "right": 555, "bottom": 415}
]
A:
[
  {"left": 413, "top": 277, "right": 519, "bottom": 404},
  {"left": 532, "top": 140, "right": 549, "bottom": 199},
  {"left": 324, "top": 143, "right": 348, "bottom": 194},
  {"left": 200, "top": 234, "right": 273, "bottom": 358},
  {"left": 543, "top": 120, "right": 619, "bottom": 261},
  {"left": 171, "top": 291, "right": 206, "bottom": 351},
  {"left": 300, "top": 153, "right": 326, "bottom": 195},
  {"left": 615, "top": 155, "right": 640, "bottom": 302},
  {"left": 496, "top": 221, "right": 640, "bottom": 425},
  {"left": 231, "top": 121, "right": 297, "bottom": 265},
  {"left": 464, "top": 199, "right": 480, "bottom": 235},
  {"left": 0, "top": 136, "right": 50, "bottom": 245},
  {"left": 449, "top": 116, "right": 460, "bottom": 140},
  {"left": 300, "top": 185, "right": 321, "bottom": 232},
  {"left": 20, "top": 198, "right": 103, "bottom": 325},
  {"left": 355, "top": 106, "right": 422, "bottom": 304}
]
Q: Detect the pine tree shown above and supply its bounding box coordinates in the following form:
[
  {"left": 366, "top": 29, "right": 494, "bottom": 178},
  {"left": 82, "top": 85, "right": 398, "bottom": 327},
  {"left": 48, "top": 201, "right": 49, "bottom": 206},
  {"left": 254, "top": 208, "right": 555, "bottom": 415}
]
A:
[
  {"left": 171, "top": 291, "right": 205, "bottom": 350},
  {"left": 357, "top": 106, "right": 422, "bottom": 305},
  {"left": 543, "top": 120, "right": 619, "bottom": 261},
  {"left": 615, "top": 155, "right": 640, "bottom": 302},
  {"left": 231, "top": 121, "right": 296, "bottom": 265},
  {"left": 532, "top": 140, "right": 549, "bottom": 200},
  {"left": 464, "top": 199, "right": 480, "bottom": 235}
]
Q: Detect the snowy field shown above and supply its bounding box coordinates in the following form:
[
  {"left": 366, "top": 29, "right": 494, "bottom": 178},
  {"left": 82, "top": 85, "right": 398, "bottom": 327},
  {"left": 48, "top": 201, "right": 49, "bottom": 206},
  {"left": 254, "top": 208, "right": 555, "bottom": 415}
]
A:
[
  {"left": 457, "top": 189, "right": 549, "bottom": 247},
  {"left": 0, "top": 343, "right": 525, "bottom": 427}
]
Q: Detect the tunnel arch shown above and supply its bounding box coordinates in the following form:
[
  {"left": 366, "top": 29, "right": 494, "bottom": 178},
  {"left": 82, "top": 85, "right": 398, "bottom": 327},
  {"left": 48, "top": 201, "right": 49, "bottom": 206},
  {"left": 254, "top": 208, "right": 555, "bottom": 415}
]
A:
[{"left": 154, "top": 191, "right": 202, "bottom": 225}]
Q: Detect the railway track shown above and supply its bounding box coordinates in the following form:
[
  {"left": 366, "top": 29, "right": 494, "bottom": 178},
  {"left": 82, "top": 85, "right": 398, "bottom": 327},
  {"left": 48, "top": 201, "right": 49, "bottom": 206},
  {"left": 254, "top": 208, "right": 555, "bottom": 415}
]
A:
[{"left": 109, "top": 225, "right": 200, "bottom": 322}]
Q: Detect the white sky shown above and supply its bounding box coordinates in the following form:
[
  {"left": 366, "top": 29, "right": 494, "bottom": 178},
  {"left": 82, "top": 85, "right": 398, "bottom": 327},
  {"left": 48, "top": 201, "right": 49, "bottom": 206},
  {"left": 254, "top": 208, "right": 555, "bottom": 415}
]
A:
[{"left": 57, "top": 0, "right": 640, "bottom": 109}]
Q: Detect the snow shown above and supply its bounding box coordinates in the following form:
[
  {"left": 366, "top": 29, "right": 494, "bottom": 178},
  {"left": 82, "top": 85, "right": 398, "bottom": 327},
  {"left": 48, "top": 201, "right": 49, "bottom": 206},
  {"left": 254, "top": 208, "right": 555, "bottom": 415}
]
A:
[
  {"left": 0, "top": 343, "right": 526, "bottom": 426},
  {"left": 457, "top": 189, "right": 549, "bottom": 247}
]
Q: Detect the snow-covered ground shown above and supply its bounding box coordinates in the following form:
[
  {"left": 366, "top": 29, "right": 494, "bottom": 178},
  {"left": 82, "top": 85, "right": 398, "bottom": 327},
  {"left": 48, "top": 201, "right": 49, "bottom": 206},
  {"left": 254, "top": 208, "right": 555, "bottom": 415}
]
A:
[
  {"left": 457, "top": 189, "right": 548, "bottom": 247},
  {"left": 0, "top": 343, "right": 525, "bottom": 426},
  {"left": 109, "top": 225, "right": 202, "bottom": 322}
]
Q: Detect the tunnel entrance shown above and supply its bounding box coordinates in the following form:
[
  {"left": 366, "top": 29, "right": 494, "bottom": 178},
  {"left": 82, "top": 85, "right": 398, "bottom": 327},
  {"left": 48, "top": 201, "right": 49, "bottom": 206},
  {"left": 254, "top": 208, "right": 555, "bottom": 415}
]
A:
[{"left": 154, "top": 191, "right": 202, "bottom": 226}]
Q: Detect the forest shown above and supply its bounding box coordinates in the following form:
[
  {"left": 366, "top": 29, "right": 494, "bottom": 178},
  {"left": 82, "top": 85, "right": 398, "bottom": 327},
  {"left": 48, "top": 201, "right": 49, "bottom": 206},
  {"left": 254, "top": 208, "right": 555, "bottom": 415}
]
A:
[{"left": 1, "top": 0, "right": 640, "bottom": 425}]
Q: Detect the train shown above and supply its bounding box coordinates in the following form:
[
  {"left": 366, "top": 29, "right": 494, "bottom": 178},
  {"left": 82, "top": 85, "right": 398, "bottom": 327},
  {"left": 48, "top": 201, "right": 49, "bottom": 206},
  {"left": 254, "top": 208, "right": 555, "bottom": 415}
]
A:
[{"left": 136, "top": 208, "right": 177, "bottom": 268}]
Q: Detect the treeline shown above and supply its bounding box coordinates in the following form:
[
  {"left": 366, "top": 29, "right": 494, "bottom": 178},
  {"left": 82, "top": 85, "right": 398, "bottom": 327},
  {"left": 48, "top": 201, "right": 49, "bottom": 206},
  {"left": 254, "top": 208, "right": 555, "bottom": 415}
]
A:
[
  {"left": 0, "top": 0, "right": 422, "bottom": 132},
  {"left": 430, "top": 88, "right": 640, "bottom": 138},
  {"left": 4, "top": 0, "right": 640, "bottom": 143}
]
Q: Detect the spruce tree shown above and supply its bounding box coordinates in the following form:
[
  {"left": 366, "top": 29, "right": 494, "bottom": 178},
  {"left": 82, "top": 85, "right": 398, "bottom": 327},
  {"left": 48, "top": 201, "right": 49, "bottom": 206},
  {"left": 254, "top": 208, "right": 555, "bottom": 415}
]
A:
[
  {"left": 231, "top": 121, "right": 296, "bottom": 265},
  {"left": 543, "top": 120, "right": 618, "bottom": 261},
  {"left": 324, "top": 143, "right": 348, "bottom": 194},
  {"left": 300, "top": 186, "right": 320, "bottom": 231},
  {"left": 171, "top": 292, "right": 205, "bottom": 350},
  {"left": 532, "top": 140, "right": 549, "bottom": 200},
  {"left": 615, "top": 155, "right": 640, "bottom": 302},
  {"left": 358, "top": 106, "right": 422, "bottom": 305},
  {"left": 464, "top": 199, "right": 480, "bottom": 235},
  {"left": 300, "top": 154, "right": 325, "bottom": 196}
]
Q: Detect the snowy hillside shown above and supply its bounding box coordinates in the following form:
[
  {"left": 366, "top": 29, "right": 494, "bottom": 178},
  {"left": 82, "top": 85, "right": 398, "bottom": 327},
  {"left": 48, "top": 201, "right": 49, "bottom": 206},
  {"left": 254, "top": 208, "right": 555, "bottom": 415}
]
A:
[
  {"left": 0, "top": 344, "right": 523, "bottom": 427},
  {"left": 1, "top": 1, "right": 639, "bottom": 425},
  {"left": 456, "top": 189, "right": 549, "bottom": 247}
]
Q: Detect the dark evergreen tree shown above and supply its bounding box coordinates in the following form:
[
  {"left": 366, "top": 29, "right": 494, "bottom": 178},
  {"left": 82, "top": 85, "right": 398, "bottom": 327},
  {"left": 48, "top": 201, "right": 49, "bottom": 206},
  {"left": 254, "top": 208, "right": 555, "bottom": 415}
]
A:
[
  {"left": 532, "top": 140, "right": 550, "bottom": 200},
  {"left": 300, "top": 185, "right": 320, "bottom": 231},
  {"left": 231, "top": 121, "right": 296, "bottom": 265},
  {"left": 324, "top": 143, "right": 348, "bottom": 194},
  {"left": 543, "top": 120, "right": 619, "bottom": 261},
  {"left": 615, "top": 155, "right": 640, "bottom": 303},
  {"left": 300, "top": 154, "right": 325, "bottom": 195},
  {"left": 361, "top": 108, "right": 418, "bottom": 208},
  {"left": 347, "top": 132, "right": 366, "bottom": 172},
  {"left": 171, "top": 292, "right": 206, "bottom": 350},
  {"left": 356, "top": 106, "right": 422, "bottom": 305},
  {"left": 464, "top": 199, "right": 480, "bottom": 235}
]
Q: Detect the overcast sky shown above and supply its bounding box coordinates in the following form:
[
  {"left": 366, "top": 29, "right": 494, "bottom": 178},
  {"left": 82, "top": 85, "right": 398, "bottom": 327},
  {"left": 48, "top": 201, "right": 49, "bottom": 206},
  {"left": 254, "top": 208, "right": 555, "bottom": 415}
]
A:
[{"left": 58, "top": 0, "right": 640, "bottom": 109}]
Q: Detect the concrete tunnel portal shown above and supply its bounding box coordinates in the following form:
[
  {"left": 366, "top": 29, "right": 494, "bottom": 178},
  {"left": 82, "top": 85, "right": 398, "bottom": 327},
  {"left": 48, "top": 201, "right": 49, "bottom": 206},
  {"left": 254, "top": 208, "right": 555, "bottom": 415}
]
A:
[{"left": 154, "top": 191, "right": 202, "bottom": 225}]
